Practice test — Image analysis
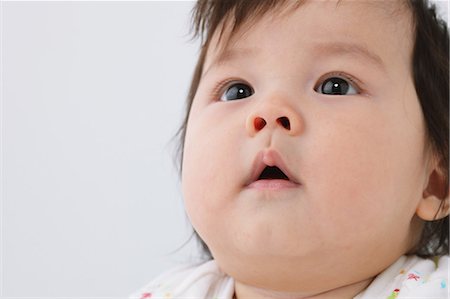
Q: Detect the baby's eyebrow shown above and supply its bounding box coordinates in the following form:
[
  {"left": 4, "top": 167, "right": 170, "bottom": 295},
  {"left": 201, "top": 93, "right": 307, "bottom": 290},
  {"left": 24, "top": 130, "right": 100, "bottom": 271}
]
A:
[
  {"left": 202, "top": 41, "right": 385, "bottom": 79},
  {"left": 202, "top": 47, "right": 257, "bottom": 80},
  {"left": 313, "top": 41, "right": 385, "bottom": 71}
]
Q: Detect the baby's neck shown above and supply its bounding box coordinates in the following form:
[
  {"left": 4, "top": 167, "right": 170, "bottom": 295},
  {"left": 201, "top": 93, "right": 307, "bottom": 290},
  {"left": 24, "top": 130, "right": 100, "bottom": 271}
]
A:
[{"left": 233, "top": 277, "right": 374, "bottom": 299}]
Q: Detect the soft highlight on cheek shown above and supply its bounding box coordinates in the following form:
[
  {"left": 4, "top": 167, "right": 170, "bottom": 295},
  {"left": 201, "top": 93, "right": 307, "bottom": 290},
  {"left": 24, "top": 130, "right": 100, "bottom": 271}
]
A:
[
  {"left": 182, "top": 103, "right": 245, "bottom": 243},
  {"left": 303, "top": 97, "right": 425, "bottom": 243}
]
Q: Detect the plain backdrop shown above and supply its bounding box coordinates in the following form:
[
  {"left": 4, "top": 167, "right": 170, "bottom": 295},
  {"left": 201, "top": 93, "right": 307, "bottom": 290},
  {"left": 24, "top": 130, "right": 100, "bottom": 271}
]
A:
[
  {"left": 1, "top": 0, "right": 448, "bottom": 298},
  {"left": 2, "top": 1, "right": 201, "bottom": 297}
]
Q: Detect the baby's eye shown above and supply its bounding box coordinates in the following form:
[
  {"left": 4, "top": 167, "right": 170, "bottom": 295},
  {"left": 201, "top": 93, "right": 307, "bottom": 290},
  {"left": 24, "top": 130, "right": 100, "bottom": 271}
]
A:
[
  {"left": 315, "top": 76, "right": 358, "bottom": 96},
  {"left": 220, "top": 83, "right": 254, "bottom": 101}
]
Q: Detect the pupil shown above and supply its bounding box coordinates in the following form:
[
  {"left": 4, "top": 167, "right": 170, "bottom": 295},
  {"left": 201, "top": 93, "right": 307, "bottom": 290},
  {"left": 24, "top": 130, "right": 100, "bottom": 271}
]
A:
[{"left": 322, "top": 78, "right": 349, "bottom": 95}]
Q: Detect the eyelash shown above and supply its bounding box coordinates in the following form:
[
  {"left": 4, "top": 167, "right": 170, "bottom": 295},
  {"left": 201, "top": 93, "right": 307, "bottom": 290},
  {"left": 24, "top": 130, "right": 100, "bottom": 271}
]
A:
[
  {"left": 211, "top": 77, "right": 248, "bottom": 100},
  {"left": 210, "top": 71, "right": 364, "bottom": 100},
  {"left": 316, "top": 71, "right": 363, "bottom": 94}
]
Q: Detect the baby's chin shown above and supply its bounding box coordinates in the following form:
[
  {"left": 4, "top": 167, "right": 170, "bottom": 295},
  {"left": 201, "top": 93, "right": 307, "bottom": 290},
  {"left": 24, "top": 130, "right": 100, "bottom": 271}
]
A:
[
  {"left": 212, "top": 247, "right": 369, "bottom": 295},
  {"left": 201, "top": 209, "right": 402, "bottom": 295},
  {"left": 210, "top": 240, "right": 389, "bottom": 299}
]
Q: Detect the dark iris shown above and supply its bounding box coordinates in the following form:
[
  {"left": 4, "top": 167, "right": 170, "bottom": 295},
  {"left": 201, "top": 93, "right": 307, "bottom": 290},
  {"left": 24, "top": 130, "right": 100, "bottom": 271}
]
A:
[
  {"left": 222, "top": 83, "right": 253, "bottom": 101},
  {"left": 321, "top": 77, "right": 350, "bottom": 95}
]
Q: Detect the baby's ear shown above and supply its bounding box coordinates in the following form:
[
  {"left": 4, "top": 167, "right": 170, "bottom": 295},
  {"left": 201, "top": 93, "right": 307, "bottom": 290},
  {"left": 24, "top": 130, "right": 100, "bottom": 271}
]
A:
[{"left": 416, "top": 156, "right": 449, "bottom": 221}]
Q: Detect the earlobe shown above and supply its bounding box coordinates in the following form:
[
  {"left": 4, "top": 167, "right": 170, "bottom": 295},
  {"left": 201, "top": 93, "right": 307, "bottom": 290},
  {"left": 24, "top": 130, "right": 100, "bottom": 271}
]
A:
[
  {"left": 416, "top": 164, "right": 449, "bottom": 221},
  {"left": 416, "top": 194, "right": 449, "bottom": 221}
]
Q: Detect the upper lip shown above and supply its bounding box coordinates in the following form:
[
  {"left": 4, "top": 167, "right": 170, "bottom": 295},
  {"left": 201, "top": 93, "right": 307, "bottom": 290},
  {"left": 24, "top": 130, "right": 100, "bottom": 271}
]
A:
[{"left": 245, "top": 149, "right": 301, "bottom": 186}]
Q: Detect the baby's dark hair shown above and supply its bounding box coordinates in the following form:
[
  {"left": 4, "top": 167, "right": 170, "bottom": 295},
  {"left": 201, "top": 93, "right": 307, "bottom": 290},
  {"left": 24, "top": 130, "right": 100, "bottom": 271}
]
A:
[{"left": 174, "top": 0, "right": 449, "bottom": 259}]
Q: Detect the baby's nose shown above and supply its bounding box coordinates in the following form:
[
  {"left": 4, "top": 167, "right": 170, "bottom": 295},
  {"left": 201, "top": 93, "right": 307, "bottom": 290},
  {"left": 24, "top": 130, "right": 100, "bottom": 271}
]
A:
[{"left": 245, "top": 103, "right": 303, "bottom": 137}]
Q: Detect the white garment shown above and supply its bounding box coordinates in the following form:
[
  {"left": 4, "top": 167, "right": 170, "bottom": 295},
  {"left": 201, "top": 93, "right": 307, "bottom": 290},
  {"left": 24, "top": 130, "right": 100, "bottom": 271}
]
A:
[{"left": 129, "top": 255, "right": 449, "bottom": 299}]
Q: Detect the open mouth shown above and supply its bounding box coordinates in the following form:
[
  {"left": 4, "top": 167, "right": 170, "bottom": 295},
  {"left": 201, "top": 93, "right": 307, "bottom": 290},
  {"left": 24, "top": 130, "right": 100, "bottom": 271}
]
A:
[
  {"left": 249, "top": 164, "right": 299, "bottom": 190},
  {"left": 245, "top": 149, "right": 301, "bottom": 190},
  {"left": 258, "top": 166, "right": 289, "bottom": 180}
]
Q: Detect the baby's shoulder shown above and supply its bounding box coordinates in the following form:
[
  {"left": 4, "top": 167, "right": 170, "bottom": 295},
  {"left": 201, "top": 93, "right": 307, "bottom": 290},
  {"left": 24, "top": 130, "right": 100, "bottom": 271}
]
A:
[
  {"left": 356, "top": 255, "right": 449, "bottom": 299},
  {"left": 129, "top": 259, "right": 234, "bottom": 299}
]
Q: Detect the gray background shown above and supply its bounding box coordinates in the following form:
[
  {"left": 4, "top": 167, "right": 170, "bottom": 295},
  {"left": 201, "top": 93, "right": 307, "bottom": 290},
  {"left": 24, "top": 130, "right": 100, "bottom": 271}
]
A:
[
  {"left": 2, "top": 1, "right": 201, "bottom": 297},
  {"left": 1, "top": 1, "right": 448, "bottom": 298}
]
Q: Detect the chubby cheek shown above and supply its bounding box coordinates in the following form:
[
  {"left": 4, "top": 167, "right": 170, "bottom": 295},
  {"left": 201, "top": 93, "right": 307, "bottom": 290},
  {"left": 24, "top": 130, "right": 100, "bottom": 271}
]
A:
[
  {"left": 305, "top": 102, "right": 425, "bottom": 250},
  {"left": 181, "top": 104, "right": 244, "bottom": 242},
  {"left": 308, "top": 130, "right": 386, "bottom": 233}
]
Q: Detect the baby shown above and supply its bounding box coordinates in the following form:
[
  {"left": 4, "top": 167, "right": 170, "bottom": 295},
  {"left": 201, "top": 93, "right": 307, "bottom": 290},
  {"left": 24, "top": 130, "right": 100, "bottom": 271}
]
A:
[{"left": 131, "top": 0, "right": 449, "bottom": 298}]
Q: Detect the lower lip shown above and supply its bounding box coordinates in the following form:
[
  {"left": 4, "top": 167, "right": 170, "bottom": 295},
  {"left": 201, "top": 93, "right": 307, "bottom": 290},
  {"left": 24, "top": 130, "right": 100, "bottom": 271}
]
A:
[{"left": 247, "top": 179, "right": 300, "bottom": 190}]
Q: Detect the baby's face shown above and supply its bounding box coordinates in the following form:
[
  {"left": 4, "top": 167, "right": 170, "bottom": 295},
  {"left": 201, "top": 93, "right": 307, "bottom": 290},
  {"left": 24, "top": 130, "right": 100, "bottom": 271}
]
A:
[{"left": 182, "top": 0, "right": 430, "bottom": 294}]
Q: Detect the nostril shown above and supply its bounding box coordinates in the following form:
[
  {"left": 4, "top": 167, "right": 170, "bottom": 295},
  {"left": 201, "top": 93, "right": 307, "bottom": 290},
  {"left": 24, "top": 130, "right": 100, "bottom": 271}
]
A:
[
  {"left": 277, "top": 116, "right": 290, "bottom": 130},
  {"left": 254, "top": 117, "right": 266, "bottom": 131}
]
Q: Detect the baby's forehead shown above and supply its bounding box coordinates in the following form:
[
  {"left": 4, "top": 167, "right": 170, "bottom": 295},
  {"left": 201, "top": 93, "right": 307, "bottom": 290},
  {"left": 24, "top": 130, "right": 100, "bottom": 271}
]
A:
[{"left": 203, "top": 0, "right": 413, "bottom": 77}]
